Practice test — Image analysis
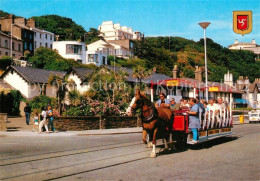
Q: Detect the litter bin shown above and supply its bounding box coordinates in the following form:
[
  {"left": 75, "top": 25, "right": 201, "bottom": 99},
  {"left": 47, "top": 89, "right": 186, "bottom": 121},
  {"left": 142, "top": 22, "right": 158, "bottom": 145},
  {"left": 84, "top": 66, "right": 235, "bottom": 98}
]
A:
[{"left": 239, "top": 115, "right": 244, "bottom": 124}]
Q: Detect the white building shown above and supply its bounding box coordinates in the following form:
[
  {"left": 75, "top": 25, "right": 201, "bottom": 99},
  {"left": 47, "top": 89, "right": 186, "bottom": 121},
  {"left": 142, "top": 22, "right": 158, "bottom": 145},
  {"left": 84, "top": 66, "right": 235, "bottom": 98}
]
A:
[
  {"left": 98, "top": 21, "right": 143, "bottom": 41},
  {"left": 53, "top": 41, "right": 86, "bottom": 64},
  {"left": 86, "top": 49, "right": 107, "bottom": 66},
  {"left": 87, "top": 39, "right": 134, "bottom": 60},
  {"left": 31, "top": 27, "right": 55, "bottom": 51},
  {"left": 0, "top": 66, "right": 65, "bottom": 99},
  {"left": 228, "top": 39, "right": 260, "bottom": 60}
]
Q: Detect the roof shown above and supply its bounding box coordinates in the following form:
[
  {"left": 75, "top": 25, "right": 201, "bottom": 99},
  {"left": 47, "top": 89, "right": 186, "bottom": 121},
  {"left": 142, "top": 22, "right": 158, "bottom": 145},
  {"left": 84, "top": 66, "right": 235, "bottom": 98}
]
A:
[
  {"left": 106, "top": 66, "right": 172, "bottom": 83},
  {"left": 68, "top": 67, "right": 94, "bottom": 81},
  {"left": 29, "top": 27, "right": 54, "bottom": 35},
  {"left": 1, "top": 66, "right": 66, "bottom": 84},
  {"left": 249, "top": 80, "right": 260, "bottom": 93}
]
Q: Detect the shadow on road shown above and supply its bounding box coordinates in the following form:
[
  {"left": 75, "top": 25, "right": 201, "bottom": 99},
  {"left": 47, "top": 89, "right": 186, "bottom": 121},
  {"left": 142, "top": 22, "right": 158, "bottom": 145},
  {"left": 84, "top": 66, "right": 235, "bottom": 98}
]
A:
[
  {"left": 156, "top": 136, "right": 239, "bottom": 156},
  {"left": 6, "top": 127, "right": 21, "bottom": 132}
]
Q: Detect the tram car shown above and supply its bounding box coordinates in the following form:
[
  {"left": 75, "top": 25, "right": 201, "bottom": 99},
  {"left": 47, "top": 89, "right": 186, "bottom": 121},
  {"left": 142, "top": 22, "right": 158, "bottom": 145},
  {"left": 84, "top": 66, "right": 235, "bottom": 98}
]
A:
[{"left": 171, "top": 107, "right": 233, "bottom": 144}]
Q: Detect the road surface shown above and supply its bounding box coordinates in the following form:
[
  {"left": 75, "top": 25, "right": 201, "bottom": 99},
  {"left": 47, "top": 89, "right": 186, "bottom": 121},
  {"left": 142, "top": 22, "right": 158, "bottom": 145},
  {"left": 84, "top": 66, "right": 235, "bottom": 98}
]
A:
[{"left": 0, "top": 124, "right": 259, "bottom": 180}]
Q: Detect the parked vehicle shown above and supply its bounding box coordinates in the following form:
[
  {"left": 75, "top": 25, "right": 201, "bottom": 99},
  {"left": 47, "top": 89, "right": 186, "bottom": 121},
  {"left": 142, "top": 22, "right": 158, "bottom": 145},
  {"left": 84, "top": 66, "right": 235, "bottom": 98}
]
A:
[{"left": 248, "top": 110, "right": 260, "bottom": 123}]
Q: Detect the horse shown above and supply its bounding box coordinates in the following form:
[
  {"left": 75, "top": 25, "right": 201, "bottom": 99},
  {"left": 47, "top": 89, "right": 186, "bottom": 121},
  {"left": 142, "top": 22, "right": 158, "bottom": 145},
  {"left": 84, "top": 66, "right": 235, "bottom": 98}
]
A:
[{"left": 126, "top": 89, "right": 173, "bottom": 158}]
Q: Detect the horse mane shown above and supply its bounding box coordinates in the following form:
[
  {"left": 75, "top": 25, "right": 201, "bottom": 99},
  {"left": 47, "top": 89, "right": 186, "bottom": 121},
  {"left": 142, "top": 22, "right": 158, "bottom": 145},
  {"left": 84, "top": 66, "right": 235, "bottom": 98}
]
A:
[{"left": 139, "top": 91, "right": 152, "bottom": 106}]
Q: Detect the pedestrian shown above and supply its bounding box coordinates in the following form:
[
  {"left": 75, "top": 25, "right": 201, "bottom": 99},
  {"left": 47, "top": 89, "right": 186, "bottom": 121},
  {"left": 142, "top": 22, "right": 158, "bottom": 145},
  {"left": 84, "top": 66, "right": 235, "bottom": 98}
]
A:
[
  {"left": 188, "top": 98, "right": 201, "bottom": 144},
  {"left": 47, "top": 106, "right": 56, "bottom": 132},
  {"left": 24, "top": 103, "right": 31, "bottom": 125},
  {"left": 155, "top": 92, "right": 170, "bottom": 108},
  {"left": 32, "top": 112, "right": 39, "bottom": 132},
  {"left": 39, "top": 107, "right": 49, "bottom": 134}
]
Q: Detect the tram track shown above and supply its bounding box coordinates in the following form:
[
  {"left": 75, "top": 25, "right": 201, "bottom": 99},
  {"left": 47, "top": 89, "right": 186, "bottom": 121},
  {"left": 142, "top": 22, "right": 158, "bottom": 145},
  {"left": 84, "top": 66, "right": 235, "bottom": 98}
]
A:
[
  {"left": 1, "top": 126, "right": 259, "bottom": 180},
  {"left": 0, "top": 143, "right": 152, "bottom": 180},
  {"left": 0, "top": 140, "right": 142, "bottom": 166}
]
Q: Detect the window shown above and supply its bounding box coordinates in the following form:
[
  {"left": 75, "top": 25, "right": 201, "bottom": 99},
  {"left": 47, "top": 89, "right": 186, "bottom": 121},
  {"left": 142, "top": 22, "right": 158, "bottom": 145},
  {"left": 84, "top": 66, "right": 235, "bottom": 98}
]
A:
[
  {"left": 12, "top": 54, "right": 15, "bottom": 57},
  {"left": 5, "top": 40, "right": 8, "bottom": 48},
  {"left": 5, "top": 52, "right": 8, "bottom": 56},
  {"left": 0, "top": 51, "right": 1, "bottom": 55},
  {"left": 50, "top": 35, "right": 52, "bottom": 40},
  {"left": 130, "top": 42, "right": 134, "bottom": 48},
  {"left": 50, "top": 44, "right": 52, "bottom": 49},
  {"left": 29, "top": 43, "right": 32, "bottom": 51},
  {"left": 45, "top": 34, "right": 47, "bottom": 39},
  {"left": 12, "top": 42, "right": 14, "bottom": 50},
  {"left": 24, "top": 32, "right": 27, "bottom": 38},
  {"left": 24, "top": 42, "right": 27, "bottom": 50},
  {"left": 0, "top": 38, "right": 1, "bottom": 47},
  {"left": 45, "top": 43, "right": 48, "bottom": 48},
  {"left": 34, "top": 32, "right": 36, "bottom": 37},
  {"left": 18, "top": 44, "right": 21, "bottom": 52},
  {"left": 77, "top": 59, "right": 82, "bottom": 64},
  {"left": 29, "top": 34, "right": 32, "bottom": 39},
  {"left": 66, "top": 44, "right": 82, "bottom": 54},
  {"left": 88, "top": 54, "right": 98, "bottom": 63},
  {"left": 35, "top": 41, "right": 37, "bottom": 49},
  {"left": 40, "top": 34, "right": 42, "bottom": 39},
  {"left": 40, "top": 43, "right": 42, "bottom": 47}
]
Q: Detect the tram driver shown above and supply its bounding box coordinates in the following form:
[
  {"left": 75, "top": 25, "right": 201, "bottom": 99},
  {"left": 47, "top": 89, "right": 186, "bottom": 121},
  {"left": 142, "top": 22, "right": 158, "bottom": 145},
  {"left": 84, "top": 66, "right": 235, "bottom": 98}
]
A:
[{"left": 155, "top": 92, "right": 170, "bottom": 108}]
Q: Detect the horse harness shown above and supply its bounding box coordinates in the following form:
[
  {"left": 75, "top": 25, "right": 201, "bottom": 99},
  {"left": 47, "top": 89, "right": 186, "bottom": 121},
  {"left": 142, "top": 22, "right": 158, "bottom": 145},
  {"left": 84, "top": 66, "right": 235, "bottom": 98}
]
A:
[{"left": 141, "top": 103, "right": 157, "bottom": 123}]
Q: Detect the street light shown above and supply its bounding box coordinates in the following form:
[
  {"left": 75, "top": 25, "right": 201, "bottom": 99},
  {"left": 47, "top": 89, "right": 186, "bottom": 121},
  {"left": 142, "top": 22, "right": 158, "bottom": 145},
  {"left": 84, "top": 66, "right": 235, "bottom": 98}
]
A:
[{"left": 199, "top": 22, "right": 210, "bottom": 102}]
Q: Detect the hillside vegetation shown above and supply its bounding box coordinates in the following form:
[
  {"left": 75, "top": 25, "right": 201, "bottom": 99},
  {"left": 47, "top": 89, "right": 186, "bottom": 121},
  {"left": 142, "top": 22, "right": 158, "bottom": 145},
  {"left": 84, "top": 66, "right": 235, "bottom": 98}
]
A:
[
  {"left": 132, "top": 37, "right": 260, "bottom": 82},
  {"left": 30, "top": 15, "right": 101, "bottom": 43}
]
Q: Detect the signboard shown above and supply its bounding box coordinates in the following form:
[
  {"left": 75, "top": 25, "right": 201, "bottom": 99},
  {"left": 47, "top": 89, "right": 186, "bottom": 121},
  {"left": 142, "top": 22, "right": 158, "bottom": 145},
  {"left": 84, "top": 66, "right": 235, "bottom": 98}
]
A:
[
  {"left": 233, "top": 11, "right": 252, "bottom": 36},
  {"left": 209, "top": 87, "right": 219, "bottom": 92},
  {"left": 166, "top": 80, "right": 179, "bottom": 87}
]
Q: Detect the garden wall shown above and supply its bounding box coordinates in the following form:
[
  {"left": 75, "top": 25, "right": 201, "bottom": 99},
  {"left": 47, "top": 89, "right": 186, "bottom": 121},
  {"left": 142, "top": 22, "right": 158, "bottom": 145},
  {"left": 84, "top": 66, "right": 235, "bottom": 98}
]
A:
[
  {"left": 0, "top": 113, "right": 7, "bottom": 131},
  {"left": 54, "top": 116, "right": 141, "bottom": 131}
]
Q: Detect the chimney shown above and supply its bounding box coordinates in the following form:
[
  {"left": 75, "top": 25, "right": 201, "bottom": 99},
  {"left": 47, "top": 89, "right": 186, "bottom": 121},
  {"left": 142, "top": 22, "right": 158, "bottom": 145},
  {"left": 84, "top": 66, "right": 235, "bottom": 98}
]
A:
[
  {"left": 27, "top": 18, "right": 35, "bottom": 28},
  {"left": 224, "top": 70, "right": 233, "bottom": 87},
  {"left": 172, "top": 65, "right": 178, "bottom": 79},
  {"left": 194, "top": 66, "right": 202, "bottom": 81},
  {"left": 14, "top": 18, "right": 26, "bottom": 26}
]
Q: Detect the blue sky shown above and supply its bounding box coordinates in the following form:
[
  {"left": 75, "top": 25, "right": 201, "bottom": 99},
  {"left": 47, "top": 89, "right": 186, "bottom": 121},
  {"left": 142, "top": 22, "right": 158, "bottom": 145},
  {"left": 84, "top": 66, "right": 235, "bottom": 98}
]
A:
[{"left": 0, "top": 0, "right": 259, "bottom": 47}]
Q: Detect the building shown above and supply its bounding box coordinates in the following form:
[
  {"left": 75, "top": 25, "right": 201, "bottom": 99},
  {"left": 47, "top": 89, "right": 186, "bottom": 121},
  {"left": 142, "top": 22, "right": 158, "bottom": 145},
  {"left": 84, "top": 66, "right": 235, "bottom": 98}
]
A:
[
  {"left": 248, "top": 79, "right": 260, "bottom": 108},
  {"left": 0, "top": 16, "right": 35, "bottom": 55},
  {"left": 53, "top": 41, "right": 86, "bottom": 64},
  {"left": 86, "top": 49, "right": 107, "bottom": 66},
  {"left": 0, "top": 66, "right": 66, "bottom": 99},
  {"left": 87, "top": 39, "right": 134, "bottom": 60},
  {"left": 0, "top": 31, "right": 23, "bottom": 59},
  {"left": 98, "top": 21, "right": 143, "bottom": 41},
  {"left": 228, "top": 39, "right": 260, "bottom": 60},
  {"left": 0, "top": 15, "right": 55, "bottom": 56},
  {"left": 27, "top": 18, "right": 54, "bottom": 51}
]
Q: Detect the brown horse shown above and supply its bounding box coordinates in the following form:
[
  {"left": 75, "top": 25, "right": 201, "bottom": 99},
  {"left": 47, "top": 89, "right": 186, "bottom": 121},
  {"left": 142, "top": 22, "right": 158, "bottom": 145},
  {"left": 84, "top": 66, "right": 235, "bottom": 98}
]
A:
[{"left": 126, "top": 90, "right": 173, "bottom": 157}]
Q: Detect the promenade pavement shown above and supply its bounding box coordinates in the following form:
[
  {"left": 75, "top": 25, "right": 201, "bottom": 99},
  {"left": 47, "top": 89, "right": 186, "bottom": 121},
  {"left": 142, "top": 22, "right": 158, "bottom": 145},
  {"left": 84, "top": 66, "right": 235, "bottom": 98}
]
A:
[{"left": 0, "top": 115, "right": 250, "bottom": 137}]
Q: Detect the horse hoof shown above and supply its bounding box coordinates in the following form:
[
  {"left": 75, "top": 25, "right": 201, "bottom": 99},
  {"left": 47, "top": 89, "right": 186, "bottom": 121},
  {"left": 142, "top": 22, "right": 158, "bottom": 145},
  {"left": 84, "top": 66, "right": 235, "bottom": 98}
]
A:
[
  {"left": 150, "top": 152, "right": 156, "bottom": 158},
  {"left": 147, "top": 142, "right": 153, "bottom": 148}
]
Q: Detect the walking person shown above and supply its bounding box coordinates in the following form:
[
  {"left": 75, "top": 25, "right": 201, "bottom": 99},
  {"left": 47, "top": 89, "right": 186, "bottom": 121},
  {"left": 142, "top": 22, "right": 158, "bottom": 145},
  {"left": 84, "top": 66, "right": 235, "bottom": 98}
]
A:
[
  {"left": 32, "top": 112, "right": 39, "bottom": 132},
  {"left": 188, "top": 98, "right": 201, "bottom": 144},
  {"left": 47, "top": 106, "right": 56, "bottom": 132},
  {"left": 39, "top": 107, "right": 49, "bottom": 134},
  {"left": 24, "top": 103, "right": 31, "bottom": 125}
]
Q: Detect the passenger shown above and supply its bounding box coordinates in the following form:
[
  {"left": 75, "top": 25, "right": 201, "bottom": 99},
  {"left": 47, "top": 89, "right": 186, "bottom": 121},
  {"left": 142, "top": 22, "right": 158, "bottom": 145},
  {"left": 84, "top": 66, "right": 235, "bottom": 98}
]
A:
[
  {"left": 204, "top": 102, "right": 209, "bottom": 113},
  {"left": 180, "top": 99, "right": 190, "bottom": 110},
  {"left": 188, "top": 98, "right": 201, "bottom": 144},
  {"left": 170, "top": 98, "right": 181, "bottom": 110},
  {"left": 155, "top": 92, "right": 170, "bottom": 108},
  {"left": 215, "top": 98, "right": 226, "bottom": 127},
  {"left": 207, "top": 99, "right": 217, "bottom": 112}
]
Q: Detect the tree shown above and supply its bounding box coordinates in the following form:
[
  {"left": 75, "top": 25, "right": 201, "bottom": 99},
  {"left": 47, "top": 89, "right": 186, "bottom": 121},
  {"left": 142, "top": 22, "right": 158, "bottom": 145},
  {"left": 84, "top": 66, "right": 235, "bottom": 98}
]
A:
[
  {"left": 0, "top": 56, "right": 11, "bottom": 70},
  {"left": 48, "top": 74, "right": 67, "bottom": 114},
  {"left": 132, "top": 66, "right": 156, "bottom": 90}
]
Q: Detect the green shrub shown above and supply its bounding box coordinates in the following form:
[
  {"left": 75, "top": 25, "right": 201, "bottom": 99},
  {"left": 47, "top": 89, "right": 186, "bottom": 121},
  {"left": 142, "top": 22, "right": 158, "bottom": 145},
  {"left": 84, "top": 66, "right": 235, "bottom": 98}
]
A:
[
  {"left": 0, "top": 90, "right": 22, "bottom": 115},
  {"left": 0, "top": 56, "right": 11, "bottom": 70},
  {"left": 29, "top": 95, "right": 57, "bottom": 110}
]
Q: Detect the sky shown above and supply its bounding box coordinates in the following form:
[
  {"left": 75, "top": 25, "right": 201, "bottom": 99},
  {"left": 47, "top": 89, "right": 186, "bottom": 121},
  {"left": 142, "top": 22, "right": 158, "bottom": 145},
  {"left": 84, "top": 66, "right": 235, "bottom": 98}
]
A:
[{"left": 0, "top": 0, "right": 259, "bottom": 47}]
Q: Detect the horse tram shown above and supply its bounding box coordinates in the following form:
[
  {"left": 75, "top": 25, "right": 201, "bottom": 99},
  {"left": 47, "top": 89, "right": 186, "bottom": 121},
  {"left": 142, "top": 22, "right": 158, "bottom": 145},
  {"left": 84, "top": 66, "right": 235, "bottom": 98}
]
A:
[{"left": 126, "top": 79, "right": 234, "bottom": 157}]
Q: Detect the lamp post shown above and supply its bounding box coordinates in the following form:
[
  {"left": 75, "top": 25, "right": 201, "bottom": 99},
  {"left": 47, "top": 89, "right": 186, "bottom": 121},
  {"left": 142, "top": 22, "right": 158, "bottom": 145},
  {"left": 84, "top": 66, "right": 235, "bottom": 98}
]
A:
[
  {"left": 199, "top": 22, "right": 210, "bottom": 102},
  {"left": 10, "top": 24, "right": 13, "bottom": 61}
]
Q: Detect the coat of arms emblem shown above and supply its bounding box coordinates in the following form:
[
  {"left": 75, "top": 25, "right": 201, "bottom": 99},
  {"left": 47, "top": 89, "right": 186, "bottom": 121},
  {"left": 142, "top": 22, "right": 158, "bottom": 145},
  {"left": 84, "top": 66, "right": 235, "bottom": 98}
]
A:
[{"left": 233, "top": 11, "right": 252, "bottom": 36}]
